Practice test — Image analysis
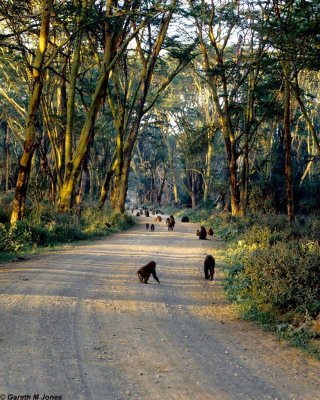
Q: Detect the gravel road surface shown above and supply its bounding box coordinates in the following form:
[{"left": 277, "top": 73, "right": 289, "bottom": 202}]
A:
[{"left": 0, "top": 216, "right": 319, "bottom": 400}]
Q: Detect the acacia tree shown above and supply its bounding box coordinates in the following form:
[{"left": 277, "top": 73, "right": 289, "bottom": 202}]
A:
[
  {"left": 10, "top": 0, "right": 53, "bottom": 223},
  {"left": 189, "top": 0, "right": 244, "bottom": 215},
  {"left": 257, "top": 0, "right": 320, "bottom": 222},
  {"left": 98, "top": 0, "right": 191, "bottom": 213},
  {"left": 57, "top": 0, "right": 156, "bottom": 212}
]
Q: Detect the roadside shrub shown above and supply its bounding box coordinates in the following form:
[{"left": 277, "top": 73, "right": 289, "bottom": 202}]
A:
[
  {"left": 239, "top": 240, "right": 320, "bottom": 316},
  {"left": 0, "top": 223, "right": 8, "bottom": 251},
  {"left": 0, "top": 202, "right": 136, "bottom": 257},
  {"left": 7, "top": 221, "right": 33, "bottom": 251},
  {"left": 309, "top": 219, "right": 320, "bottom": 240},
  {"left": 241, "top": 225, "right": 272, "bottom": 248}
]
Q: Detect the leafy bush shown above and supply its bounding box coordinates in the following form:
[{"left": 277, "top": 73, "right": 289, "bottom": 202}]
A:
[
  {"left": 7, "top": 221, "right": 33, "bottom": 251},
  {"left": 0, "top": 223, "right": 8, "bottom": 252},
  {"left": 224, "top": 213, "right": 320, "bottom": 357},
  {"left": 230, "top": 240, "right": 320, "bottom": 316},
  {"left": 0, "top": 203, "right": 134, "bottom": 257}
]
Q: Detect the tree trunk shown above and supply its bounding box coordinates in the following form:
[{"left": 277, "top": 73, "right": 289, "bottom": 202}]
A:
[
  {"left": 110, "top": 155, "right": 130, "bottom": 213},
  {"left": 11, "top": 0, "right": 52, "bottom": 224},
  {"left": 157, "top": 169, "right": 167, "bottom": 206},
  {"left": 5, "top": 121, "right": 10, "bottom": 191},
  {"left": 283, "top": 62, "right": 294, "bottom": 224},
  {"left": 240, "top": 72, "right": 254, "bottom": 216},
  {"left": 190, "top": 171, "right": 197, "bottom": 208},
  {"left": 203, "top": 136, "right": 213, "bottom": 202},
  {"left": 58, "top": 59, "right": 111, "bottom": 212},
  {"left": 65, "top": 30, "right": 82, "bottom": 168}
]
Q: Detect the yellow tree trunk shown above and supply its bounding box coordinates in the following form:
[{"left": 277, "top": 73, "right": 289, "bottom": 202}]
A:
[{"left": 11, "top": 0, "right": 52, "bottom": 224}]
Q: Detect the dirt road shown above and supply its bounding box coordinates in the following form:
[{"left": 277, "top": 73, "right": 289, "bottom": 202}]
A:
[{"left": 0, "top": 216, "right": 319, "bottom": 400}]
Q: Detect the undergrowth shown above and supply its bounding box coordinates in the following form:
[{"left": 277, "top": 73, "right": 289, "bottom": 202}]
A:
[
  {"left": 0, "top": 201, "right": 134, "bottom": 261},
  {"left": 223, "top": 215, "right": 320, "bottom": 360}
]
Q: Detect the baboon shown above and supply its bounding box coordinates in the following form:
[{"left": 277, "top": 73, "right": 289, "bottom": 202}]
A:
[
  {"left": 208, "top": 227, "right": 214, "bottom": 236},
  {"left": 196, "top": 229, "right": 200, "bottom": 237},
  {"left": 137, "top": 261, "right": 160, "bottom": 284},
  {"left": 181, "top": 216, "right": 189, "bottom": 223},
  {"left": 199, "top": 226, "right": 207, "bottom": 240},
  {"left": 150, "top": 224, "right": 155, "bottom": 231},
  {"left": 204, "top": 255, "right": 215, "bottom": 280},
  {"left": 136, "top": 212, "right": 140, "bottom": 216},
  {"left": 145, "top": 210, "right": 150, "bottom": 217},
  {"left": 146, "top": 223, "right": 150, "bottom": 230},
  {"left": 168, "top": 215, "right": 175, "bottom": 231}
]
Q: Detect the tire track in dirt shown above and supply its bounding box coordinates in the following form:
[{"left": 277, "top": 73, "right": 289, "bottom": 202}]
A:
[{"left": 0, "top": 215, "right": 319, "bottom": 400}]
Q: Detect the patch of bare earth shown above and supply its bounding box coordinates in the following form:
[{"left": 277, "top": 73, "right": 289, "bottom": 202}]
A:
[{"left": 0, "top": 215, "right": 319, "bottom": 400}]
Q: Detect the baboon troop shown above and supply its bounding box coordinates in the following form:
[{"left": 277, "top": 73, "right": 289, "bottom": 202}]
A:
[
  {"left": 204, "top": 255, "right": 215, "bottom": 280},
  {"left": 132, "top": 208, "right": 218, "bottom": 286},
  {"left": 136, "top": 261, "right": 160, "bottom": 284},
  {"left": 199, "top": 226, "right": 207, "bottom": 240}
]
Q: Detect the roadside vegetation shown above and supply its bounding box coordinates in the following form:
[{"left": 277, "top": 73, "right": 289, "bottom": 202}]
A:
[
  {"left": 165, "top": 205, "right": 320, "bottom": 360},
  {"left": 0, "top": 193, "right": 134, "bottom": 262}
]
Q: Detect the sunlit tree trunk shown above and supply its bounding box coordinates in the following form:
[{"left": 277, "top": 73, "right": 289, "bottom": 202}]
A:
[
  {"left": 5, "top": 121, "right": 10, "bottom": 191},
  {"left": 203, "top": 132, "right": 213, "bottom": 202},
  {"left": 240, "top": 72, "right": 254, "bottom": 216},
  {"left": 65, "top": 4, "right": 83, "bottom": 168},
  {"left": 157, "top": 169, "right": 167, "bottom": 206},
  {"left": 11, "top": 0, "right": 52, "bottom": 223},
  {"left": 58, "top": 10, "right": 116, "bottom": 212},
  {"left": 190, "top": 171, "right": 197, "bottom": 209}
]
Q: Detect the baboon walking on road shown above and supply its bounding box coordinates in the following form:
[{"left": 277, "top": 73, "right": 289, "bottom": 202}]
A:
[
  {"left": 204, "top": 255, "right": 215, "bottom": 280},
  {"left": 136, "top": 261, "right": 160, "bottom": 284}
]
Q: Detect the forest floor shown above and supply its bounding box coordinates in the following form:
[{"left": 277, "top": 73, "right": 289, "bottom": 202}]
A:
[{"left": 0, "top": 215, "right": 320, "bottom": 400}]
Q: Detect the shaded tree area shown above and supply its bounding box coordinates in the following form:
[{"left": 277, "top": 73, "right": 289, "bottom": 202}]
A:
[{"left": 1, "top": 0, "right": 320, "bottom": 224}]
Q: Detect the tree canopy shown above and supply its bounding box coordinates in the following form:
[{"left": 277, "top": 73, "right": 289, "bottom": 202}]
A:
[{"left": 1, "top": 0, "right": 320, "bottom": 221}]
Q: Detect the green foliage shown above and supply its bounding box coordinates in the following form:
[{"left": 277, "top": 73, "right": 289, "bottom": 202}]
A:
[
  {"left": 240, "top": 241, "right": 320, "bottom": 315},
  {"left": 248, "top": 185, "right": 276, "bottom": 214},
  {"left": 0, "top": 223, "right": 8, "bottom": 252},
  {"left": 0, "top": 203, "right": 134, "bottom": 258},
  {"left": 7, "top": 221, "right": 33, "bottom": 251},
  {"left": 225, "top": 213, "right": 320, "bottom": 357}
]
